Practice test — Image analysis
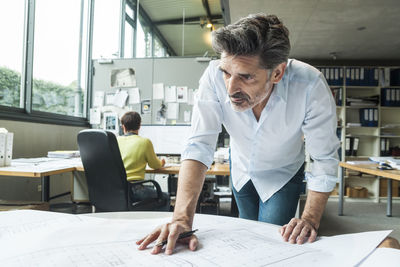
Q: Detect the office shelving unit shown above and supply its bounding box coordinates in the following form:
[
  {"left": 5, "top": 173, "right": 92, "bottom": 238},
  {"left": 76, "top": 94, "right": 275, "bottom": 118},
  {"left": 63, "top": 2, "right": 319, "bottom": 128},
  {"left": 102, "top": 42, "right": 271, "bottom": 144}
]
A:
[{"left": 317, "top": 66, "right": 400, "bottom": 202}]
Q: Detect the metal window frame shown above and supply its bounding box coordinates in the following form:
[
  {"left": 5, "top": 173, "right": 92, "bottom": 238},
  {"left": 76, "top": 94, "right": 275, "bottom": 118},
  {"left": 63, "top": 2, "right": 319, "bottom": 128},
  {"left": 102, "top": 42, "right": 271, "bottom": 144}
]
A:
[
  {"left": 21, "top": 0, "right": 35, "bottom": 114},
  {"left": 125, "top": 0, "right": 137, "bottom": 57},
  {"left": 119, "top": 0, "right": 126, "bottom": 58}
]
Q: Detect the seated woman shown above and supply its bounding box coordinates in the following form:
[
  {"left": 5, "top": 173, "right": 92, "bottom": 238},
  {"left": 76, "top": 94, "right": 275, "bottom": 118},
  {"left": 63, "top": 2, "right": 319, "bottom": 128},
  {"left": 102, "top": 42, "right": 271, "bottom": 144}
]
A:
[{"left": 117, "top": 111, "right": 169, "bottom": 211}]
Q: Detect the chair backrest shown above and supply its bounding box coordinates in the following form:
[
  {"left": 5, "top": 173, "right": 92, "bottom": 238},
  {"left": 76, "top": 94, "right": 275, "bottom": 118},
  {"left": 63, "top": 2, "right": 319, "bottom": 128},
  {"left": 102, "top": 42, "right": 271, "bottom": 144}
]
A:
[{"left": 77, "top": 129, "right": 129, "bottom": 212}]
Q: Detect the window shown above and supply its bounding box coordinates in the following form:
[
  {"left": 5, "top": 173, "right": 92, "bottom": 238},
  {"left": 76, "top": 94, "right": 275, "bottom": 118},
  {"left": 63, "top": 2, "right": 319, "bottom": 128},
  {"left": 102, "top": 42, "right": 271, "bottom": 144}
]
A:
[
  {"left": 32, "top": 0, "right": 87, "bottom": 117},
  {"left": 0, "top": 0, "right": 25, "bottom": 108},
  {"left": 33, "top": 1, "right": 87, "bottom": 118},
  {"left": 124, "top": 2, "right": 135, "bottom": 58},
  {"left": 124, "top": 21, "right": 134, "bottom": 58},
  {"left": 154, "top": 37, "right": 166, "bottom": 57},
  {"left": 136, "top": 16, "right": 146, "bottom": 57},
  {"left": 0, "top": 0, "right": 173, "bottom": 125},
  {"left": 136, "top": 16, "right": 152, "bottom": 57},
  {"left": 92, "top": 0, "right": 120, "bottom": 59},
  {"left": 122, "top": 0, "right": 173, "bottom": 59}
]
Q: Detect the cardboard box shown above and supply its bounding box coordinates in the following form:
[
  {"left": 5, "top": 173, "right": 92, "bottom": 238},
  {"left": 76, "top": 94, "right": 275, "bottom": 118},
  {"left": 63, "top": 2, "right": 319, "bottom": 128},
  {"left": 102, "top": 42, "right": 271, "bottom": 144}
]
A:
[
  {"left": 330, "top": 186, "right": 339, "bottom": 196},
  {"left": 379, "top": 179, "right": 399, "bottom": 197},
  {"left": 346, "top": 186, "right": 368, "bottom": 198}
]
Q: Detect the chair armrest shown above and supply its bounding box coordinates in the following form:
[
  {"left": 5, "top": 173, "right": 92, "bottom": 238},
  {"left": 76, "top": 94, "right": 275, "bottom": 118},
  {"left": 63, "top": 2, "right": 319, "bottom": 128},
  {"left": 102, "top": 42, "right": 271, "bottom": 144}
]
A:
[
  {"left": 127, "top": 180, "right": 168, "bottom": 211},
  {"left": 128, "top": 180, "right": 163, "bottom": 200}
]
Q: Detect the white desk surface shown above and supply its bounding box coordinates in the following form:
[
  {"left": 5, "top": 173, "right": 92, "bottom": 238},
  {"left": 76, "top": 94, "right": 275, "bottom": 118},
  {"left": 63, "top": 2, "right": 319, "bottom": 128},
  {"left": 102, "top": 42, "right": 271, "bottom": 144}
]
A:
[{"left": 83, "top": 211, "right": 172, "bottom": 220}]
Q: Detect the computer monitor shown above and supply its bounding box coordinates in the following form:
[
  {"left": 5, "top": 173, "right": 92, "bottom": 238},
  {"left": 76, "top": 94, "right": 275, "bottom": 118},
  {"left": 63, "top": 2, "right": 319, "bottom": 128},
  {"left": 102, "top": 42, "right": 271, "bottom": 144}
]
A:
[{"left": 139, "top": 125, "right": 191, "bottom": 155}]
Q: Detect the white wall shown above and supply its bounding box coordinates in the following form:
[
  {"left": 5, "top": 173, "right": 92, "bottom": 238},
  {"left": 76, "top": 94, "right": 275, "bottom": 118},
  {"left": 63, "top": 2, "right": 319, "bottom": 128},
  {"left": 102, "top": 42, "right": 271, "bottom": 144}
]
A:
[{"left": 0, "top": 119, "right": 88, "bottom": 201}]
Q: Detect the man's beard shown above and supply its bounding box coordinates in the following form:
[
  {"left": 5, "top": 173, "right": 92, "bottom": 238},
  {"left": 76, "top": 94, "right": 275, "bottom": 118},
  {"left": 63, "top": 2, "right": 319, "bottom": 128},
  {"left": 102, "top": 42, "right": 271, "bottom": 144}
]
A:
[
  {"left": 229, "top": 83, "right": 274, "bottom": 112},
  {"left": 229, "top": 92, "right": 251, "bottom": 112}
]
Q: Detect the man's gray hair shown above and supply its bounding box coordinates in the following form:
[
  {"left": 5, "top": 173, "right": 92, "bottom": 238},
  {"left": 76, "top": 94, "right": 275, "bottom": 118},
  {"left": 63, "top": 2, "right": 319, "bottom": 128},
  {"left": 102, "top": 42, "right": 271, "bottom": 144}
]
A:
[{"left": 212, "top": 14, "right": 290, "bottom": 70}]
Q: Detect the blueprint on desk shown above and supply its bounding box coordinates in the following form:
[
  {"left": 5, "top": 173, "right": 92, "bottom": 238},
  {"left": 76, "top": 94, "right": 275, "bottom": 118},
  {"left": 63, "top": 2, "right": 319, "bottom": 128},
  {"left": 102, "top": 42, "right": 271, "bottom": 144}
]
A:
[{"left": 0, "top": 210, "right": 391, "bottom": 267}]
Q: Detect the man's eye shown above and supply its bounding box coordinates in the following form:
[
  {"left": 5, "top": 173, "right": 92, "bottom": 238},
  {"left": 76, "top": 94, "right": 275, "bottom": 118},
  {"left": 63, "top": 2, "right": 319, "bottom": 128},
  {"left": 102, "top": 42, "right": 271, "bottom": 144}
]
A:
[{"left": 223, "top": 71, "right": 231, "bottom": 77}]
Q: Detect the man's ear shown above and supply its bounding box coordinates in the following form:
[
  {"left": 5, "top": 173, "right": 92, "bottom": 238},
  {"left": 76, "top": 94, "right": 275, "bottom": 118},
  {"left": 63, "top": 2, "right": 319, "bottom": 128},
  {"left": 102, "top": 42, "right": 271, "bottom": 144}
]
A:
[{"left": 271, "top": 62, "right": 287, "bottom": 84}]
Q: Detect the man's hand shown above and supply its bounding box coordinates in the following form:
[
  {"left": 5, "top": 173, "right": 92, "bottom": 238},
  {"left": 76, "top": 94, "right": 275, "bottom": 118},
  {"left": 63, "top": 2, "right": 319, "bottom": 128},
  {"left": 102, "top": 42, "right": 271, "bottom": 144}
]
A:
[
  {"left": 279, "top": 218, "right": 317, "bottom": 244},
  {"left": 279, "top": 190, "right": 330, "bottom": 245},
  {"left": 138, "top": 160, "right": 206, "bottom": 255},
  {"left": 160, "top": 158, "right": 166, "bottom": 167},
  {"left": 136, "top": 220, "right": 198, "bottom": 255},
  {"left": 378, "top": 237, "right": 400, "bottom": 249}
]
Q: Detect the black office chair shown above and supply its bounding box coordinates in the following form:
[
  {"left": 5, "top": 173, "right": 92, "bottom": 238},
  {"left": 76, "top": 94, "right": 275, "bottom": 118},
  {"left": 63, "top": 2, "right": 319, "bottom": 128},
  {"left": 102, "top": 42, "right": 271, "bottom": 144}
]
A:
[{"left": 77, "top": 129, "right": 169, "bottom": 212}]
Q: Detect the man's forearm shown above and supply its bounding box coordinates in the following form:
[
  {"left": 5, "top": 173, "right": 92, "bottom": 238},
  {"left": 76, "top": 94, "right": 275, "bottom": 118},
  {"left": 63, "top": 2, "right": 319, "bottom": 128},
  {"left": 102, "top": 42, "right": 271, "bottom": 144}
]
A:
[
  {"left": 172, "top": 159, "right": 207, "bottom": 227},
  {"left": 301, "top": 190, "right": 330, "bottom": 229}
]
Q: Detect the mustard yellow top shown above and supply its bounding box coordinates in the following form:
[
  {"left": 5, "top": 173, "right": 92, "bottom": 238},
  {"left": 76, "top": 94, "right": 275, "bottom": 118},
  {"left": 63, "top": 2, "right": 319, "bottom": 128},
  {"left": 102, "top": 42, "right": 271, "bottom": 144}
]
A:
[{"left": 117, "top": 135, "right": 162, "bottom": 181}]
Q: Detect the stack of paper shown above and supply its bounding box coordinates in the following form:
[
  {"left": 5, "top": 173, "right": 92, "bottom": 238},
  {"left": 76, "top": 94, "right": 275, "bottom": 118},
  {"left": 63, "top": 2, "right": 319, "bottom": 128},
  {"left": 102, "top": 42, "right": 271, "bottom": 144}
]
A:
[
  {"left": 369, "top": 156, "right": 394, "bottom": 163},
  {"left": 387, "top": 159, "right": 400, "bottom": 170},
  {"left": 47, "top": 150, "right": 80, "bottom": 159},
  {"left": 369, "top": 156, "right": 400, "bottom": 170}
]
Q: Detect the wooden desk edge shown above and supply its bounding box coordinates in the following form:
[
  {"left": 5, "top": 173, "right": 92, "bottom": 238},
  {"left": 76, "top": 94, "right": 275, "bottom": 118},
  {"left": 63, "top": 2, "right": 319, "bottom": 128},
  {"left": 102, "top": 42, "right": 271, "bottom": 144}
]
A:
[
  {"left": 339, "top": 162, "right": 400, "bottom": 181},
  {"left": 75, "top": 163, "right": 230, "bottom": 176},
  {"left": 0, "top": 167, "right": 77, "bottom": 178},
  {"left": 0, "top": 170, "right": 40, "bottom": 177}
]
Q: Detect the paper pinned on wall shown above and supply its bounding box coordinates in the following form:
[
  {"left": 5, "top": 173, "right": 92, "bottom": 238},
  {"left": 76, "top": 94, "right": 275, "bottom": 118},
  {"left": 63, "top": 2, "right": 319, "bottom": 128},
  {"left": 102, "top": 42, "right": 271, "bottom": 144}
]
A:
[
  {"left": 153, "top": 83, "right": 164, "bottom": 100},
  {"left": 188, "top": 89, "right": 195, "bottom": 105},
  {"left": 165, "top": 86, "right": 177, "bottom": 102},
  {"left": 113, "top": 90, "right": 128, "bottom": 108},
  {"left": 111, "top": 68, "right": 136, "bottom": 88},
  {"left": 105, "top": 93, "right": 116, "bottom": 105},
  {"left": 128, "top": 87, "right": 140, "bottom": 104},
  {"left": 141, "top": 100, "right": 151, "bottom": 114},
  {"left": 167, "top": 103, "right": 179, "bottom": 119},
  {"left": 89, "top": 108, "right": 101, "bottom": 125},
  {"left": 184, "top": 110, "right": 191, "bottom": 123},
  {"left": 177, "top": 86, "right": 188, "bottom": 103},
  {"left": 93, "top": 91, "right": 104, "bottom": 107},
  {"left": 103, "top": 112, "right": 119, "bottom": 134}
]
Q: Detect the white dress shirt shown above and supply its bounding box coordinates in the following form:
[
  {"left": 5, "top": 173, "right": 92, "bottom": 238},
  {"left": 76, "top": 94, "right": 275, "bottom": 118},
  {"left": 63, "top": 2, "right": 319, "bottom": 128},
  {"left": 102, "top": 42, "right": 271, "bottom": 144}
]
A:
[{"left": 181, "top": 59, "right": 340, "bottom": 202}]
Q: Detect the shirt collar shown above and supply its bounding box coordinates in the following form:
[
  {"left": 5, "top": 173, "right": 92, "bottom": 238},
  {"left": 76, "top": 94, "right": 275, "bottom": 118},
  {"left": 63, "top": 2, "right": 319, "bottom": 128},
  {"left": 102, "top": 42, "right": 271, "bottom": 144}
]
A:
[
  {"left": 275, "top": 74, "right": 288, "bottom": 103},
  {"left": 275, "top": 59, "right": 293, "bottom": 103},
  {"left": 124, "top": 132, "right": 137, "bottom": 136}
]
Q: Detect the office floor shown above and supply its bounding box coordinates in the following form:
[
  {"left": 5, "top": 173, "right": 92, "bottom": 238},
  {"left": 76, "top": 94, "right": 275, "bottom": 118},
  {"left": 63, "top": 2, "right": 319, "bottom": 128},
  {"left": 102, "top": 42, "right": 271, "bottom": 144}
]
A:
[
  {"left": 318, "top": 201, "right": 400, "bottom": 240},
  {"left": 50, "top": 198, "right": 400, "bottom": 241}
]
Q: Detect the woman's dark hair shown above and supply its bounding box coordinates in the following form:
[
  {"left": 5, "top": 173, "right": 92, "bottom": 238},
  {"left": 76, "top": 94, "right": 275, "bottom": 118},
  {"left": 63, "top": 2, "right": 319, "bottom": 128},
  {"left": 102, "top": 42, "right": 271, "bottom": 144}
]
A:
[{"left": 120, "top": 111, "right": 141, "bottom": 131}]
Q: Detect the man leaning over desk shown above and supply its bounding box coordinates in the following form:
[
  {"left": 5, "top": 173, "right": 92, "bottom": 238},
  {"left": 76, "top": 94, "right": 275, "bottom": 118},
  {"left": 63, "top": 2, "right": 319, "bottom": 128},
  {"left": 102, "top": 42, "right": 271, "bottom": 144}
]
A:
[{"left": 137, "top": 13, "right": 340, "bottom": 254}]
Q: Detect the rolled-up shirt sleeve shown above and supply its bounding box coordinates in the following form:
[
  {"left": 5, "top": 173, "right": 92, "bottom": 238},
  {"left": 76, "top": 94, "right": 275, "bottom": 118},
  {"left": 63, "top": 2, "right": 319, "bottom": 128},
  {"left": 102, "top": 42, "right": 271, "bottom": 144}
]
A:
[
  {"left": 302, "top": 74, "right": 340, "bottom": 192},
  {"left": 181, "top": 62, "right": 223, "bottom": 168}
]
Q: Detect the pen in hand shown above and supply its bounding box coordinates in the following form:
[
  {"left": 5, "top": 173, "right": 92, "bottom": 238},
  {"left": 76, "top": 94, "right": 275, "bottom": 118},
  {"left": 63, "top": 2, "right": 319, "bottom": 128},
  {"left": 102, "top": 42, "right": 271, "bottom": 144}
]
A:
[{"left": 156, "top": 229, "right": 198, "bottom": 247}]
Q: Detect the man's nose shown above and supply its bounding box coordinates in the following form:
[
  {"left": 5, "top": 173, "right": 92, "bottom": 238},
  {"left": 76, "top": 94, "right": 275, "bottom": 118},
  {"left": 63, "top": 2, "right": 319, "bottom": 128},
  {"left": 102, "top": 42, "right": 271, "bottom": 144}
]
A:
[{"left": 226, "top": 76, "right": 241, "bottom": 94}]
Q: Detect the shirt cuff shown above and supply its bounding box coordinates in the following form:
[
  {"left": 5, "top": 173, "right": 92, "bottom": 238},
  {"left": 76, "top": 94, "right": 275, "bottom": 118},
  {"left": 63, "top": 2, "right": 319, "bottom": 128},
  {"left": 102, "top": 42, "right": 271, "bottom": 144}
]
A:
[
  {"left": 181, "top": 142, "right": 215, "bottom": 168},
  {"left": 305, "top": 172, "right": 338, "bottom": 192}
]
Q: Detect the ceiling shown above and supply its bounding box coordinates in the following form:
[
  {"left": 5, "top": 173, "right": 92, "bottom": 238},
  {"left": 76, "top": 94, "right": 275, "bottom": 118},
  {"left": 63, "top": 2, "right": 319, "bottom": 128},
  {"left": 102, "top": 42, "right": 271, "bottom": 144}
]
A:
[
  {"left": 139, "top": 0, "right": 224, "bottom": 56},
  {"left": 141, "top": 0, "right": 400, "bottom": 64}
]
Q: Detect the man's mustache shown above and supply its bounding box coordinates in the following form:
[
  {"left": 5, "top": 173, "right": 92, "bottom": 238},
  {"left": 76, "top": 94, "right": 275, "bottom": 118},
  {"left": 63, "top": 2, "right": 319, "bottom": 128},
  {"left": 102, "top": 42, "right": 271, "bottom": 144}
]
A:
[{"left": 230, "top": 92, "right": 249, "bottom": 101}]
